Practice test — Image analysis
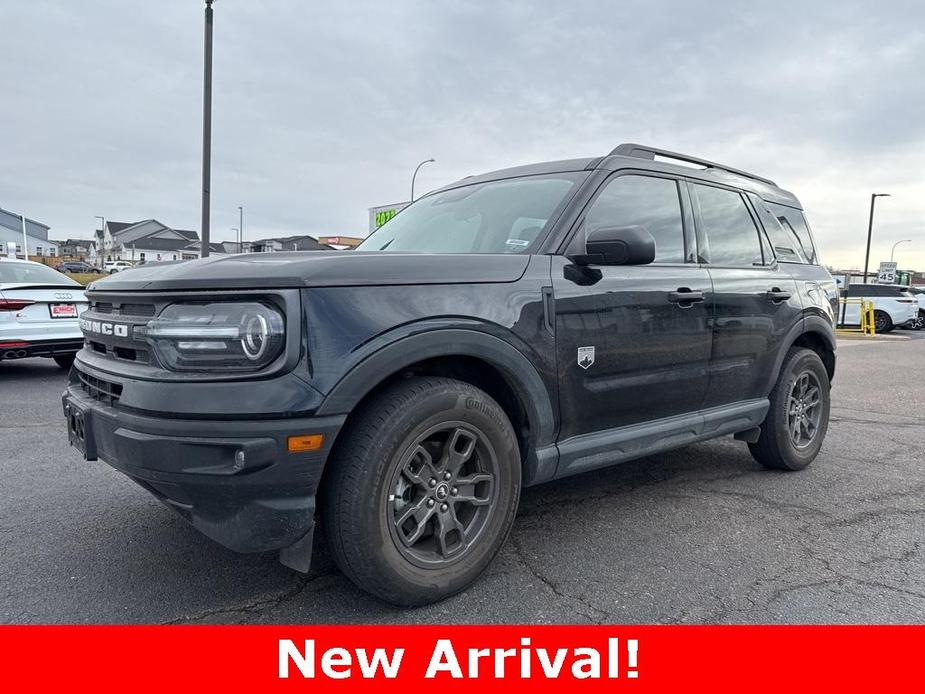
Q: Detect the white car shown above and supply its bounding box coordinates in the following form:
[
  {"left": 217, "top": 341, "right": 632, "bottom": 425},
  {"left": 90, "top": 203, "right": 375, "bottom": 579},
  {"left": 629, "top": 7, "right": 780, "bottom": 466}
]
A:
[
  {"left": 0, "top": 258, "right": 89, "bottom": 368},
  {"left": 104, "top": 260, "right": 135, "bottom": 274},
  {"left": 840, "top": 283, "right": 918, "bottom": 333}
]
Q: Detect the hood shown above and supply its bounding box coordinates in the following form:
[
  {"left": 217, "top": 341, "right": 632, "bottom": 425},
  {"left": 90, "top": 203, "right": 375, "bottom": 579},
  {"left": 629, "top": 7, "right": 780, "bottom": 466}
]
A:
[{"left": 87, "top": 251, "right": 531, "bottom": 292}]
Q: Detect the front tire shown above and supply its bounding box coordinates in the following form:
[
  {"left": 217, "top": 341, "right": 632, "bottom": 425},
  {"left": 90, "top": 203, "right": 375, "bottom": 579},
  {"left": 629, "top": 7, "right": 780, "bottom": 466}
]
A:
[
  {"left": 749, "top": 347, "right": 830, "bottom": 471},
  {"left": 322, "top": 377, "right": 521, "bottom": 606}
]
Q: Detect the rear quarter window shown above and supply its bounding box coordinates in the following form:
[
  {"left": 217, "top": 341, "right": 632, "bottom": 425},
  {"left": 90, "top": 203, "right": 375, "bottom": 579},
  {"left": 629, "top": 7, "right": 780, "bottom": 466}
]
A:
[{"left": 766, "top": 202, "right": 818, "bottom": 264}]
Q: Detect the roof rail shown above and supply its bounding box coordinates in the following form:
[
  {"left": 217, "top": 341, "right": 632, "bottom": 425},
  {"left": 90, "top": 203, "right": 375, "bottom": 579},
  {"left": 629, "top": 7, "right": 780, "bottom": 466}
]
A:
[{"left": 608, "top": 143, "right": 777, "bottom": 187}]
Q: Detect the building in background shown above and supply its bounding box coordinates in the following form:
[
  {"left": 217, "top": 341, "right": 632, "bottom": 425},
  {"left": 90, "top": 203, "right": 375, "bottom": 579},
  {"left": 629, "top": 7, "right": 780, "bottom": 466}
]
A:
[
  {"left": 249, "top": 235, "right": 332, "bottom": 253},
  {"left": 99, "top": 219, "right": 202, "bottom": 263},
  {"left": 0, "top": 207, "right": 59, "bottom": 258},
  {"left": 52, "top": 238, "right": 97, "bottom": 260},
  {"left": 318, "top": 235, "right": 364, "bottom": 249}
]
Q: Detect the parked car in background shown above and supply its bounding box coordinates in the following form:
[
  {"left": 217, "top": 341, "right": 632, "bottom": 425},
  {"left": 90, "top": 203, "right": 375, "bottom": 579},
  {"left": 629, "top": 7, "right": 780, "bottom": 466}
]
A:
[
  {"left": 103, "top": 260, "right": 134, "bottom": 274},
  {"left": 0, "top": 257, "right": 88, "bottom": 367},
  {"left": 904, "top": 286, "right": 925, "bottom": 329},
  {"left": 57, "top": 261, "right": 102, "bottom": 274},
  {"left": 839, "top": 284, "right": 919, "bottom": 333}
]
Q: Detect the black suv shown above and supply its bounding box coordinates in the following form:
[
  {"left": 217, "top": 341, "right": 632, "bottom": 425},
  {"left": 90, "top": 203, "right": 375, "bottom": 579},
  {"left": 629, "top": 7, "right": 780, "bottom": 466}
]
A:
[{"left": 62, "top": 144, "right": 838, "bottom": 605}]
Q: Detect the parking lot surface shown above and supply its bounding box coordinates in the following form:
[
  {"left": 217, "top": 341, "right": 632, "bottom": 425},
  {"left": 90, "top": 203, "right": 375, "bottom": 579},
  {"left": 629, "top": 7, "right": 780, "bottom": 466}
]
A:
[{"left": 2, "top": 333, "right": 924, "bottom": 624}]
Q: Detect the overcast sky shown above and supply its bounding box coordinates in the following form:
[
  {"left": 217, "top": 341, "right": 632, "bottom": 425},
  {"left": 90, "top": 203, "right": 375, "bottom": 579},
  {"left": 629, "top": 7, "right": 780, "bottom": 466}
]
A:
[{"left": 2, "top": 0, "right": 923, "bottom": 269}]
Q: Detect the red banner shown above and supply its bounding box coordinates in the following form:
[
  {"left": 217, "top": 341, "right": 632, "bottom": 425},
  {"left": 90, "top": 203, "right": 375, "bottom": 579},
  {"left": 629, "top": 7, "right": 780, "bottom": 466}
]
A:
[{"left": 1, "top": 625, "right": 920, "bottom": 691}]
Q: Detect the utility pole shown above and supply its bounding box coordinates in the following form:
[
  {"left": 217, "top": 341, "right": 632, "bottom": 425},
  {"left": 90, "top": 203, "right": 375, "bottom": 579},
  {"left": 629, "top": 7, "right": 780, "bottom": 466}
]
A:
[
  {"left": 862, "top": 193, "right": 890, "bottom": 283},
  {"left": 200, "top": 0, "right": 216, "bottom": 258}
]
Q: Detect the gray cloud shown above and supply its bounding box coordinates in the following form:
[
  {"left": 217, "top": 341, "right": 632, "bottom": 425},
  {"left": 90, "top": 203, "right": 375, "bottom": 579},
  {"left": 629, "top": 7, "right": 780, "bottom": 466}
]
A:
[{"left": 2, "top": 0, "right": 923, "bottom": 269}]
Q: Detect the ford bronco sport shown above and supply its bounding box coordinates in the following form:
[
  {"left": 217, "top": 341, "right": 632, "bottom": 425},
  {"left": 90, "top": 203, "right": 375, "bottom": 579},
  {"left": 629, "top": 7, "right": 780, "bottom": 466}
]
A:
[{"left": 62, "top": 144, "right": 837, "bottom": 605}]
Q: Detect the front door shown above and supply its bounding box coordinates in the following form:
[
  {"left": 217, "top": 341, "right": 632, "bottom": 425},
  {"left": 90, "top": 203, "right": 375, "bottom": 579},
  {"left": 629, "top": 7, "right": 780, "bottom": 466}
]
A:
[{"left": 552, "top": 172, "right": 713, "bottom": 442}]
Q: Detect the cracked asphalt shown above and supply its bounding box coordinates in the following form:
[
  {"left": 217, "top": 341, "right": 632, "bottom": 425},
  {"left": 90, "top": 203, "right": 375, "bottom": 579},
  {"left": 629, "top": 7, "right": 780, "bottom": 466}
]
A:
[{"left": 2, "top": 333, "right": 923, "bottom": 624}]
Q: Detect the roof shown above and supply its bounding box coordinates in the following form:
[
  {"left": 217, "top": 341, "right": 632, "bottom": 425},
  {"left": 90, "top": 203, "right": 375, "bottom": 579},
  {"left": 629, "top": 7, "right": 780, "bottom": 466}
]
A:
[
  {"left": 106, "top": 221, "right": 134, "bottom": 235},
  {"left": 174, "top": 229, "right": 199, "bottom": 241},
  {"left": 116, "top": 237, "right": 195, "bottom": 252},
  {"left": 0, "top": 207, "right": 51, "bottom": 240},
  {"left": 430, "top": 143, "right": 802, "bottom": 209}
]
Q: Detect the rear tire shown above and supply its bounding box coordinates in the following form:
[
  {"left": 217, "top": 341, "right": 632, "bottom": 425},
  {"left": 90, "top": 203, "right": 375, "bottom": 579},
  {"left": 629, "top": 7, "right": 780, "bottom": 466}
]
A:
[
  {"left": 53, "top": 354, "right": 75, "bottom": 369},
  {"left": 873, "top": 310, "right": 893, "bottom": 333},
  {"left": 749, "top": 347, "right": 830, "bottom": 471},
  {"left": 322, "top": 377, "right": 521, "bottom": 606}
]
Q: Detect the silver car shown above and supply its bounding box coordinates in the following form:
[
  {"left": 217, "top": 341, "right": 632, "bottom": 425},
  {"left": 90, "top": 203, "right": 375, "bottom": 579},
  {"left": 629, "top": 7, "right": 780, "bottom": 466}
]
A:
[{"left": 0, "top": 258, "right": 89, "bottom": 368}]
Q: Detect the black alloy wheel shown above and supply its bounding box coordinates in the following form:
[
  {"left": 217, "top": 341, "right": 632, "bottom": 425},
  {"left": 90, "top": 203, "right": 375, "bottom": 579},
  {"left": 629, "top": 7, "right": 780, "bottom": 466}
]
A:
[
  {"left": 786, "top": 370, "right": 823, "bottom": 450},
  {"left": 387, "top": 423, "right": 498, "bottom": 567}
]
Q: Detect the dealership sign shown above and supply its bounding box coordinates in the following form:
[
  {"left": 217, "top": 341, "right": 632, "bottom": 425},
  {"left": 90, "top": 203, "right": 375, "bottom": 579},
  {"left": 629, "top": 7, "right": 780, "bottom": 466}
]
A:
[{"left": 369, "top": 202, "right": 409, "bottom": 233}]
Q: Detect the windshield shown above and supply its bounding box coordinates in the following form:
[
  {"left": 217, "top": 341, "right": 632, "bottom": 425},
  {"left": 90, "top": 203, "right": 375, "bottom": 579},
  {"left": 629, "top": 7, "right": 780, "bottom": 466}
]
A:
[
  {"left": 357, "top": 173, "right": 586, "bottom": 253},
  {"left": 0, "top": 261, "right": 80, "bottom": 286}
]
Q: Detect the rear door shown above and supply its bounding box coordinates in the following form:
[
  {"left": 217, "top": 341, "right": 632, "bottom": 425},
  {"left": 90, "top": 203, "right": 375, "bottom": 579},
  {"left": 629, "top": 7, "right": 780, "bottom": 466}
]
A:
[
  {"left": 552, "top": 172, "right": 713, "bottom": 440},
  {"left": 688, "top": 182, "right": 803, "bottom": 408}
]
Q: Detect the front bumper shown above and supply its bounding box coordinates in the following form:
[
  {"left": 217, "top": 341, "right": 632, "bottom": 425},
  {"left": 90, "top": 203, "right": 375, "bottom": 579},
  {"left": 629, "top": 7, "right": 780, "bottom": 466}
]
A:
[{"left": 62, "top": 382, "right": 345, "bottom": 556}]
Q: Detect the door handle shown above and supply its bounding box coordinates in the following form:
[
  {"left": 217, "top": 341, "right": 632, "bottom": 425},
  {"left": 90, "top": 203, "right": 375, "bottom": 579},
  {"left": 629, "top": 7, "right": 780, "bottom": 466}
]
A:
[
  {"left": 766, "top": 287, "right": 792, "bottom": 303},
  {"left": 668, "top": 288, "right": 705, "bottom": 306}
]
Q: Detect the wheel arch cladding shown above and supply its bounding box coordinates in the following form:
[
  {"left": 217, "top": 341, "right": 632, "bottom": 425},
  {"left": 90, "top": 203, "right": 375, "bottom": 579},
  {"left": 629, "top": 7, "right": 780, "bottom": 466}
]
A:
[
  {"left": 762, "top": 317, "right": 835, "bottom": 396},
  {"left": 315, "top": 329, "right": 557, "bottom": 480},
  {"left": 791, "top": 330, "right": 835, "bottom": 383}
]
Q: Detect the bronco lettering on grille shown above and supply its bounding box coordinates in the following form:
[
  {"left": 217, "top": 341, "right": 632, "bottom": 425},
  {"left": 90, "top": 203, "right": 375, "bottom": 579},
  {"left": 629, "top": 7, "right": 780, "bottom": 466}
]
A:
[{"left": 79, "top": 318, "right": 129, "bottom": 338}]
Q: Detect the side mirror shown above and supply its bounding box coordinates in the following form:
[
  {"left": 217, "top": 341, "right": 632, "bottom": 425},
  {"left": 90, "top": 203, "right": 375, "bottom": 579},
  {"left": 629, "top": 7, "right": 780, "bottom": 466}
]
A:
[{"left": 570, "top": 225, "right": 656, "bottom": 266}]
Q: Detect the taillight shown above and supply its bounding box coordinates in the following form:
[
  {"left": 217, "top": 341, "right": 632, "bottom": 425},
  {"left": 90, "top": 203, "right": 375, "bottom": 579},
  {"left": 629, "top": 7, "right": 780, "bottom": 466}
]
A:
[{"left": 0, "top": 299, "right": 35, "bottom": 311}]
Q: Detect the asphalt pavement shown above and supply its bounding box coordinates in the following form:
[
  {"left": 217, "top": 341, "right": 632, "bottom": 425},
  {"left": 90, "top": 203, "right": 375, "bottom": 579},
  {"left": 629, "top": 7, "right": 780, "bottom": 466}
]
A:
[{"left": 2, "top": 332, "right": 924, "bottom": 624}]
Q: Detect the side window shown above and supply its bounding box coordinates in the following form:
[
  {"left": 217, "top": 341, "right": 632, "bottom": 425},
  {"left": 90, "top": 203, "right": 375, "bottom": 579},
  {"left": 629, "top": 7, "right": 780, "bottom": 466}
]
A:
[
  {"left": 691, "top": 184, "right": 763, "bottom": 266},
  {"left": 582, "top": 175, "right": 686, "bottom": 263},
  {"left": 847, "top": 285, "right": 885, "bottom": 297}
]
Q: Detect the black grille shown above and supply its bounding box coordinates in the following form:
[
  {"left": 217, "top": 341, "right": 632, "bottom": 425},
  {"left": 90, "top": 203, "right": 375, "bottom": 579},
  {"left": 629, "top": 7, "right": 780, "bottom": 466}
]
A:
[
  {"left": 77, "top": 370, "right": 123, "bottom": 407},
  {"left": 89, "top": 301, "right": 156, "bottom": 317}
]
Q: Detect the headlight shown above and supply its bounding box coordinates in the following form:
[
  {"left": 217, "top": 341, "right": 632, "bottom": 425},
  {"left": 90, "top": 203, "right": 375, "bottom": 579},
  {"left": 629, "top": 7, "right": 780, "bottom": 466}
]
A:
[{"left": 141, "top": 302, "right": 285, "bottom": 372}]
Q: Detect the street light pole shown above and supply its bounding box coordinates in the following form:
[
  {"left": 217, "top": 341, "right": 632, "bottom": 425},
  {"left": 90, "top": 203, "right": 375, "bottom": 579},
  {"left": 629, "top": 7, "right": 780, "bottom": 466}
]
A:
[
  {"left": 862, "top": 193, "right": 890, "bottom": 283},
  {"left": 200, "top": 0, "right": 216, "bottom": 258},
  {"left": 238, "top": 205, "right": 243, "bottom": 252},
  {"left": 94, "top": 215, "right": 105, "bottom": 262},
  {"left": 410, "top": 158, "right": 435, "bottom": 202},
  {"left": 890, "top": 239, "right": 911, "bottom": 262},
  {"left": 20, "top": 214, "right": 28, "bottom": 259}
]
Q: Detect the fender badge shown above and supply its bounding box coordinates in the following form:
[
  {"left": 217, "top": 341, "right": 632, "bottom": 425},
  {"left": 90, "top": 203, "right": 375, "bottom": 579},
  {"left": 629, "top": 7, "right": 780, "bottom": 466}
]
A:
[{"left": 577, "top": 346, "right": 595, "bottom": 370}]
